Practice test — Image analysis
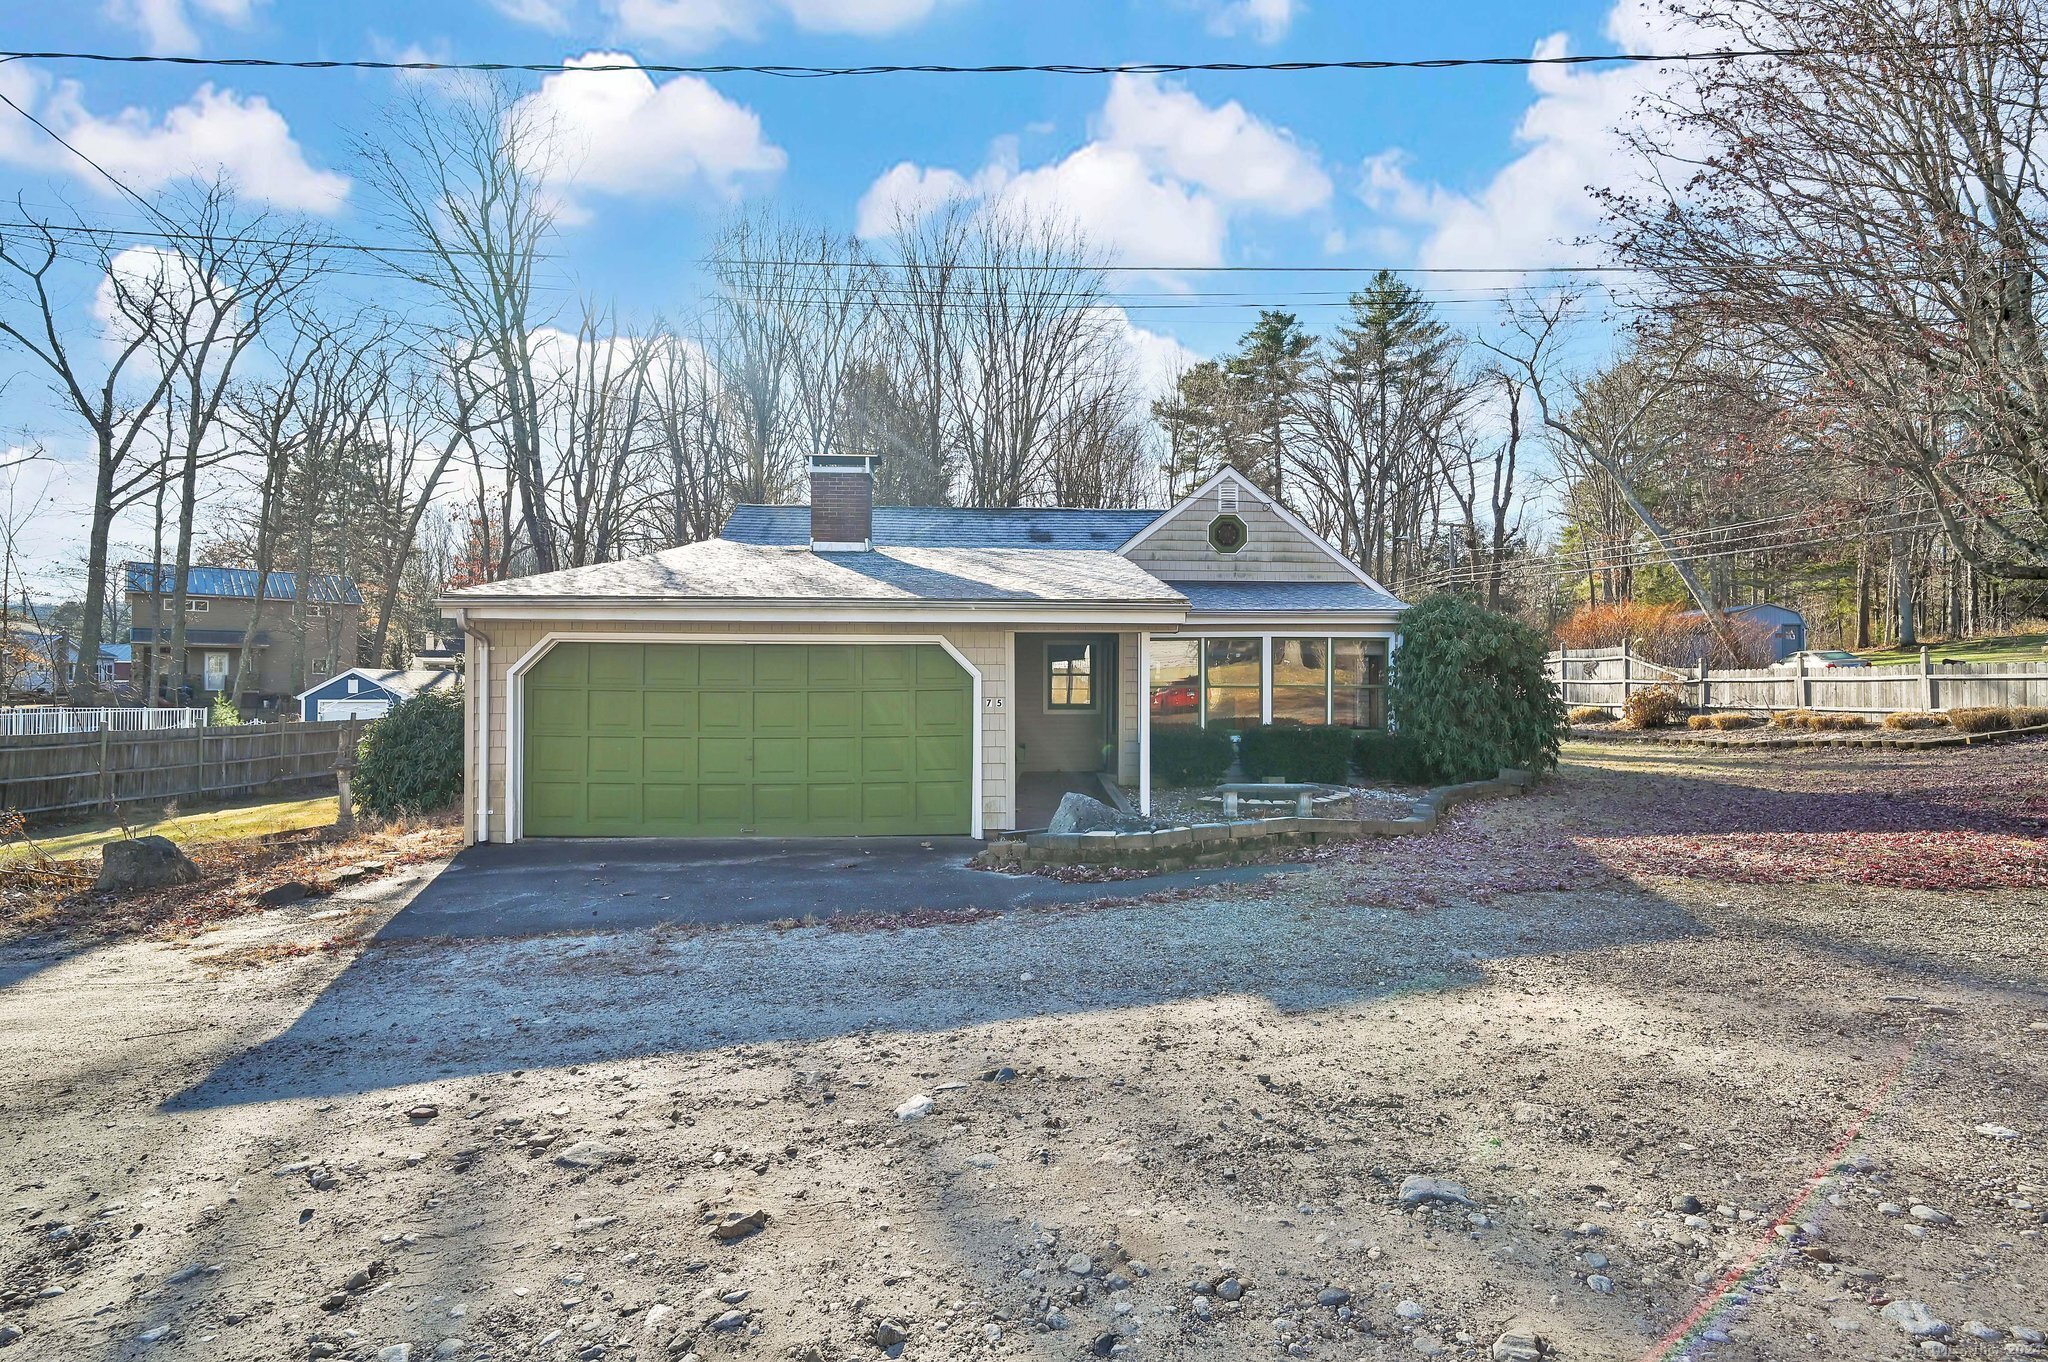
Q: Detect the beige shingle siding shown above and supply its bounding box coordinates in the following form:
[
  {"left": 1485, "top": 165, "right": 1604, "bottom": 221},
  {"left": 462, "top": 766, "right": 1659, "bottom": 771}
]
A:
[
  {"left": 1124, "top": 498, "right": 1359, "bottom": 582},
  {"left": 463, "top": 618, "right": 1014, "bottom": 844}
]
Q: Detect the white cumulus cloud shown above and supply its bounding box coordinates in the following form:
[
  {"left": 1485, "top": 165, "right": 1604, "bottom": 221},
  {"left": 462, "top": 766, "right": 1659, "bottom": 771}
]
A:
[
  {"left": 853, "top": 74, "right": 1326, "bottom": 269},
  {"left": 1099, "top": 72, "right": 1329, "bottom": 214},
  {"left": 1190, "top": 0, "right": 1299, "bottom": 43},
  {"left": 104, "top": 0, "right": 264, "bottom": 56},
  {"left": 0, "top": 65, "right": 348, "bottom": 213},
  {"left": 1352, "top": 0, "right": 1707, "bottom": 278},
  {"left": 495, "top": 0, "right": 953, "bottom": 49},
  {"left": 519, "top": 52, "right": 786, "bottom": 221}
]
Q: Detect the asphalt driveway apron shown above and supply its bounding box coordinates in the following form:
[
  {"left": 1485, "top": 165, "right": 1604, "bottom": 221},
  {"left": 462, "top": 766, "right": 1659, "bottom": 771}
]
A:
[{"left": 373, "top": 838, "right": 1302, "bottom": 942}]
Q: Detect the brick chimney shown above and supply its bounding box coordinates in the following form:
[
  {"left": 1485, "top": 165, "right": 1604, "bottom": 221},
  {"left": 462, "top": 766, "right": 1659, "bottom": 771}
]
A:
[{"left": 809, "top": 454, "right": 879, "bottom": 552}]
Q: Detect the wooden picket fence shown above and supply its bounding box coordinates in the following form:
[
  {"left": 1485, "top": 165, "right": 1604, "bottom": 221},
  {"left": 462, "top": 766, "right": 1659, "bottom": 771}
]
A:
[
  {"left": 1547, "top": 644, "right": 2048, "bottom": 717},
  {"left": 0, "top": 721, "right": 354, "bottom": 822}
]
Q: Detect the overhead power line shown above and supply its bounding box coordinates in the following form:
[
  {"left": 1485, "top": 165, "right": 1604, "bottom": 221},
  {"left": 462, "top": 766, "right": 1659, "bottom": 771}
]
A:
[{"left": 0, "top": 44, "right": 1998, "bottom": 80}]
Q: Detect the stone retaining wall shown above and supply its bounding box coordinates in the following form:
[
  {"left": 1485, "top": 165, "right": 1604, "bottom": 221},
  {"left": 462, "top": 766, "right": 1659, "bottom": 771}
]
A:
[{"left": 982, "top": 768, "right": 1535, "bottom": 872}]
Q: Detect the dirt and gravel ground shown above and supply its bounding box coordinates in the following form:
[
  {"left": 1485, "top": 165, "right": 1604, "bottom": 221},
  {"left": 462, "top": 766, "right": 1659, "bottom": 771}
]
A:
[{"left": 1, "top": 740, "right": 2043, "bottom": 1362}]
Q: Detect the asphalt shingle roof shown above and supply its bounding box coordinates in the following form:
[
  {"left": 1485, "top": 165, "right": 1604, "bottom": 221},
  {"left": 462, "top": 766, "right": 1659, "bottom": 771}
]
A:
[
  {"left": 445, "top": 538, "right": 1185, "bottom": 606},
  {"left": 1169, "top": 580, "right": 1407, "bottom": 614},
  {"left": 125, "top": 562, "right": 363, "bottom": 605},
  {"left": 721, "top": 504, "right": 1163, "bottom": 550}
]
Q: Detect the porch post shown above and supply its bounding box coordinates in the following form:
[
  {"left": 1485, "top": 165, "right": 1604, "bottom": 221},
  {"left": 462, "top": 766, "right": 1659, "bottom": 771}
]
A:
[
  {"left": 1138, "top": 632, "right": 1152, "bottom": 816},
  {"left": 1259, "top": 635, "right": 1273, "bottom": 725}
]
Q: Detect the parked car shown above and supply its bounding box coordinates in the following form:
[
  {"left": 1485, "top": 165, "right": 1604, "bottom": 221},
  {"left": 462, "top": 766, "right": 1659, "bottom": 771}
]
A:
[{"left": 1770, "top": 649, "right": 1869, "bottom": 670}]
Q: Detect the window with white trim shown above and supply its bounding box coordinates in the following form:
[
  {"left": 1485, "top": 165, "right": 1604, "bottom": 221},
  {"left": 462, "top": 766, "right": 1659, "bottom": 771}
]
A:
[
  {"left": 184, "top": 598, "right": 209, "bottom": 613},
  {"left": 1044, "top": 639, "right": 1095, "bottom": 710}
]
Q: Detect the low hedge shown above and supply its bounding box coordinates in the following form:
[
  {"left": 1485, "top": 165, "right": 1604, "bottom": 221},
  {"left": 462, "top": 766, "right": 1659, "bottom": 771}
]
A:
[
  {"left": 1239, "top": 724, "right": 1356, "bottom": 784},
  {"left": 1151, "top": 725, "right": 1234, "bottom": 785},
  {"left": 1949, "top": 704, "right": 2048, "bottom": 734},
  {"left": 1352, "top": 729, "right": 1433, "bottom": 784}
]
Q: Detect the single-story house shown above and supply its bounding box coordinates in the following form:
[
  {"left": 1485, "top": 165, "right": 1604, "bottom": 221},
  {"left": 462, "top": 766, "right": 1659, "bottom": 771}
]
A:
[
  {"left": 442, "top": 458, "right": 1407, "bottom": 843},
  {"left": 297, "top": 667, "right": 458, "bottom": 722}
]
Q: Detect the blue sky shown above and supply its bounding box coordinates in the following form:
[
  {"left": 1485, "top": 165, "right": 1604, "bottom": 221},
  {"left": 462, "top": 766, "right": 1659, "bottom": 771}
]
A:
[{"left": 0, "top": 0, "right": 1671, "bottom": 589}]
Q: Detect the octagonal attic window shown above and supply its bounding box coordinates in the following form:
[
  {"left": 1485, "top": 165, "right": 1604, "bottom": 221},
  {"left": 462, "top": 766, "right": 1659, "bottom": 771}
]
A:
[{"left": 1208, "top": 513, "right": 1248, "bottom": 554}]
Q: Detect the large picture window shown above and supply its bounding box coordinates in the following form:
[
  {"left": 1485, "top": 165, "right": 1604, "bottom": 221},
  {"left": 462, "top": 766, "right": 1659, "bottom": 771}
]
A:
[
  {"left": 1202, "top": 638, "right": 1262, "bottom": 731},
  {"left": 1044, "top": 639, "right": 1095, "bottom": 710},
  {"left": 1148, "top": 635, "right": 1389, "bottom": 732}
]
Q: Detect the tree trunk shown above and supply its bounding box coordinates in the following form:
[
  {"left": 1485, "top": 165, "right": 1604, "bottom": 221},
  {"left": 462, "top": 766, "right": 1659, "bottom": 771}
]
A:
[{"left": 1892, "top": 533, "right": 1917, "bottom": 647}]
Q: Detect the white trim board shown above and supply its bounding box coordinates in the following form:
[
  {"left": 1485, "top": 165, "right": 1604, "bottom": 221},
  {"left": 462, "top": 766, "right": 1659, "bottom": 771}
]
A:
[{"left": 501, "top": 631, "right": 985, "bottom": 844}]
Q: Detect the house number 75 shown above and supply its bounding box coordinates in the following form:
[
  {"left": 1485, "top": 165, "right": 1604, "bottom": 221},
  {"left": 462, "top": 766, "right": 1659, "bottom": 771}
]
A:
[{"left": 983, "top": 697, "right": 1005, "bottom": 711}]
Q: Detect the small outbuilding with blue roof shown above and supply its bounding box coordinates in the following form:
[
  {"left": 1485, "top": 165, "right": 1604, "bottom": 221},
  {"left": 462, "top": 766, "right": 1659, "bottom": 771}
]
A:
[{"left": 297, "top": 667, "right": 457, "bottom": 723}]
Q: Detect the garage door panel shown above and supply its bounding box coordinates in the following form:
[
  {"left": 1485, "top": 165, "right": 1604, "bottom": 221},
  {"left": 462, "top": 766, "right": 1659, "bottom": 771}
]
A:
[
  {"left": 807, "top": 737, "right": 856, "bottom": 779},
  {"left": 861, "top": 691, "right": 911, "bottom": 733},
  {"left": 915, "top": 688, "right": 967, "bottom": 730},
  {"left": 590, "top": 647, "right": 643, "bottom": 686},
  {"left": 699, "top": 647, "right": 753, "bottom": 689},
  {"left": 755, "top": 647, "right": 806, "bottom": 688},
  {"left": 808, "top": 783, "right": 859, "bottom": 823},
  {"left": 916, "top": 781, "right": 969, "bottom": 820},
  {"left": 697, "top": 784, "right": 752, "bottom": 824},
  {"left": 644, "top": 784, "right": 697, "bottom": 823},
  {"left": 644, "top": 737, "right": 695, "bottom": 781},
  {"left": 752, "top": 784, "right": 804, "bottom": 823},
  {"left": 532, "top": 646, "right": 588, "bottom": 687},
  {"left": 587, "top": 783, "right": 640, "bottom": 823},
  {"left": 699, "top": 738, "right": 750, "bottom": 779},
  {"left": 527, "top": 783, "right": 584, "bottom": 824},
  {"left": 915, "top": 734, "right": 968, "bottom": 772},
  {"left": 700, "top": 692, "right": 749, "bottom": 733},
  {"left": 588, "top": 690, "right": 641, "bottom": 731},
  {"left": 754, "top": 737, "right": 802, "bottom": 779},
  {"left": 643, "top": 690, "right": 697, "bottom": 733},
  {"left": 528, "top": 733, "right": 585, "bottom": 778},
  {"left": 643, "top": 646, "right": 698, "bottom": 686},
  {"left": 528, "top": 687, "right": 586, "bottom": 732},
  {"left": 586, "top": 735, "right": 638, "bottom": 778},
  {"left": 522, "top": 641, "right": 971, "bottom": 838},
  {"left": 864, "top": 646, "right": 915, "bottom": 686},
  {"left": 862, "top": 736, "right": 912, "bottom": 778},
  {"left": 807, "top": 691, "right": 858, "bottom": 733},
  {"left": 754, "top": 691, "right": 804, "bottom": 733},
  {"left": 807, "top": 646, "right": 857, "bottom": 685}
]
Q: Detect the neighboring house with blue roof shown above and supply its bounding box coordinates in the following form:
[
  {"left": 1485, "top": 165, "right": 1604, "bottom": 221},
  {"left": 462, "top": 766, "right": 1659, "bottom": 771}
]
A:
[
  {"left": 442, "top": 460, "right": 1407, "bottom": 845},
  {"left": 297, "top": 667, "right": 457, "bottom": 722},
  {"left": 125, "top": 562, "right": 364, "bottom": 710}
]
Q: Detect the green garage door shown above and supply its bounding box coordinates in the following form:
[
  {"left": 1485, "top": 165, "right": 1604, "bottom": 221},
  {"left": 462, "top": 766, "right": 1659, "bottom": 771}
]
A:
[{"left": 522, "top": 642, "right": 973, "bottom": 838}]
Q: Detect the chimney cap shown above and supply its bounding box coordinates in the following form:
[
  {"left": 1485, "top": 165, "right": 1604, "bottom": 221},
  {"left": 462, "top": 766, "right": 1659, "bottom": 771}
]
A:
[{"left": 809, "top": 452, "right": 881, "bottom": 472}]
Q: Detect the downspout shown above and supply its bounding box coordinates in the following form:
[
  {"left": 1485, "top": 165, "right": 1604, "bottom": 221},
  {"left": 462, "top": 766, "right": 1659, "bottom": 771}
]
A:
[{"left": 455, "top": 610, "right": 494, "bottom": 844}]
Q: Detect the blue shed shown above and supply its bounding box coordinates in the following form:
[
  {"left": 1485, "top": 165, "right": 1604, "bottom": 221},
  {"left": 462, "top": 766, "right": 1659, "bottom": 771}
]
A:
[
  {"left": 297, "top": 668, "right": 457, "bottom": 722},
  {"left": 1673, "top": 603, "right": 1807, "bottom": 663}
]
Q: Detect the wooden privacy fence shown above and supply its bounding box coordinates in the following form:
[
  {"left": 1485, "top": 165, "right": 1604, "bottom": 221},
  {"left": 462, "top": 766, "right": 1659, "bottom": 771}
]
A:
[
  {"left": 0, "top": 721, "right": 353, "bottom": 821},
  {"left": 1548, "top": 644, "right": 2048, "bottom": 716}
]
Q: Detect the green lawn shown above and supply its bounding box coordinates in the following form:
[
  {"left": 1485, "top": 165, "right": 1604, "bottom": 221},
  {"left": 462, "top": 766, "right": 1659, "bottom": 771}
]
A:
[
  {"left": 2, "top": 795, "right": 341, "bottom": 866},
  {"left": 1857, "top": 631, "right": 2047, "bottom": 667}
]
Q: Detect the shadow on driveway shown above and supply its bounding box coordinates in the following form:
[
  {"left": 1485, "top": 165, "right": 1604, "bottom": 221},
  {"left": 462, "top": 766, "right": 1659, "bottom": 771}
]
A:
[
  {"left": 159, "top": 832, "right": 1713, "bottom": 1112},
  {"left": 370, "top": 837, "right": 1306, "bottom": 942}
]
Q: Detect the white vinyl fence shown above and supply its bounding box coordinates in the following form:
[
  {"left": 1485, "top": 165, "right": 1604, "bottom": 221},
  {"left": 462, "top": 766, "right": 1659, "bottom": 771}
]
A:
[
  {"left": 0, "top": 707, "right": 208, "bottom": 738},
  {"left": 1548, "top": 644, "right": 2048, "bottom": 717}
]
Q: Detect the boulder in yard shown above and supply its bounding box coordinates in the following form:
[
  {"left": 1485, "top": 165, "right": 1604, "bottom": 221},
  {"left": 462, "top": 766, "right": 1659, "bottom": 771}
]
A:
[
  {"left": 95, "top": 836, "right": 200, "bottom": 894},
  {"left": 1046, "top": 792, "right": 1147, "bottom": 835}
]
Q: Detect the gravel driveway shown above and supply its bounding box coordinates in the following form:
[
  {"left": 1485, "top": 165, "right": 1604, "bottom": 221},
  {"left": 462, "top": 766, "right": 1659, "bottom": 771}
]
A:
[{"left": 0, "top": 741, "right": 2041, "bottom": 1362}]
